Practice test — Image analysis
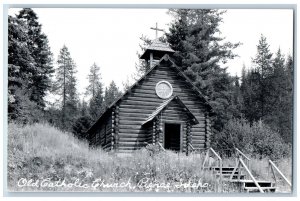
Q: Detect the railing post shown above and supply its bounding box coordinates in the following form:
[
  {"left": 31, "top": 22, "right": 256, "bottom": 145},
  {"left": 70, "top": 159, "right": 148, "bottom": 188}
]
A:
[
  {"left": 220, "top": 159, "right": 223, "bottom": 192},
  {"left": 269, "top": 160, "right": 291, "bottom": 187},
  {"left": 239, "top": 158, "right": 264, "bottom": 193},
  {"left": 202, "top": 148, "right": 210, "bottom": 169}
]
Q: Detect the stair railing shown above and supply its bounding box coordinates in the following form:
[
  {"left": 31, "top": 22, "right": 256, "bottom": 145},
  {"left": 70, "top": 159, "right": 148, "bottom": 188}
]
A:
[
  {"left": 268, "top": 160, "right": 291, "bottom": 187},
  {"left": 188, "top": 143, "right": 195, "bottom": 152},
  {"left": 235, "top": 148, "right": 251, "bottom": 167},
  {"left": 202, "top": 148, "right": 223, "bottom": 192},
  {"left": 157, "top": 142, "right": 165, "bottom": 151},
  {"left": 230, "top": 157, "right": 264, "bottom": 193}
]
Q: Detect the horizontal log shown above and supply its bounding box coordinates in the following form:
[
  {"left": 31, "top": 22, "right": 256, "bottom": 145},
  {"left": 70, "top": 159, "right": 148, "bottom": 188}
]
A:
[
  {"left": 191, "top": 131, "right": 206, "bottom": 136},
  {"left": 118, "top": 112, "right": 149, "bottom": 118},
  {"left": 119, "top": 108, "right": 159, "bottom": 113},
  {"left": 146, "top": 76, "right": 191, "bottom": 84},
  {"left": 191, "top": 127, "right": 206, "bottom": 131},
  {"left": 119, "top": 120, "right": 146, "bottom": 125},
  {"left": 118, "top": 129, "right": 149, "bottom": 134},
  {"left": 161, "top": 116, "right": 187, "bottom": 122},
  {"left": 118, "top": 140, "right": 149, "bottom": 145},
  {"left": 192, "top": 135, "right": 206, "bottom": 140},
  {"left": 119, "top": 115, "right": 146, "bottom": 121},
  {"left": 102, "top": 143, "right": 111, "bottom": 149},
  {"left": 121, "top": 100, "right": 160, "bottom": 106},
  {"left": 120, "top": 104, "right": 157, "bottom": 110},
  {"left": 191, "top": 139, "right": 206, "bottom": 143},
  {"left": 118, "top": 133, "right": 148, "bottom": 138},
  {"left": 123, "top": 88, "right": 204, "bottom": 101},
  {"left": 119, "top": 124, "right": 143, "bottom": 130},
  {"left": 133, "top": 84, "right": 191, "bottom": 92},
  {"left": 124, "top": 96, "right": 163, "bottom": 103},
  {"left": 138, "top": 80, "right": 190, "bottom": 89},
  {"left": 118, "top": 147, "right": 144, "bottom": 151},
  {"left": 118, "top": 144, "right": 147, "bottom": 148},
  {"left": 122, "top": 93, "right": 205, "bottom": 106},
  {"left": 122, "top": 101, "right": 207, "bottom": 114}
]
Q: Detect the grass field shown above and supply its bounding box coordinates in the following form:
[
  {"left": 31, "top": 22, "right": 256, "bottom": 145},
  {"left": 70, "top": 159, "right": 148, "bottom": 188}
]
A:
[{"left": 7, "top": 123, "right": 292, "bottom": 193}]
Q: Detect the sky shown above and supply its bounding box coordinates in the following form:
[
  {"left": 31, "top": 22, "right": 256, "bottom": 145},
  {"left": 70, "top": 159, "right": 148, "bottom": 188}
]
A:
[{"left": 8, "top": 8, "right": 293, "bottom": 100}]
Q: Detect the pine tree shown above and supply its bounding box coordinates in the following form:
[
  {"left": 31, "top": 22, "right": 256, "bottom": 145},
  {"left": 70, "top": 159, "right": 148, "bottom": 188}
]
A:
[
  {"left": 284, "top": 55, "right": 293, "bottom": 142},
  {"left": 8, "top": 15, "right": 40, "bottom": 122},
  {"left": 89, "top": 86, "right": 104, "bottom": 121},
  {"left": 166, "top": 9, "right": 241, "bottom": 130},
  {"left": 266, "top": 49, "right": 293, "bottom": 142},
  {"left": 17, "top": 8, "right": 54, "bottom": 110},
  {"left": 229, "top": 75, "right": 243, "bottom": 118},
  {"left": 86, "top": 63, "right": 102, "bottom": 98},
  {"left": 241, "top": 68, "right": 262, "bottom": 123},
  {"left": 79, "top": 99, "right": 89, "bottom": 117},
  {"left": 251, "top": 34, "right": 274, "bottom": 120},
  {"left": 103, "top": 81, "right": 122, "bottom": 109},
  {"left": 54, "top": 45, "right": 78, "bottom": 129},
  {"left": 85, "top": 62, "right": 105, "bottom": 121},
  {"left": 72, "top": 115, "right": 93, "bottom": 139}
]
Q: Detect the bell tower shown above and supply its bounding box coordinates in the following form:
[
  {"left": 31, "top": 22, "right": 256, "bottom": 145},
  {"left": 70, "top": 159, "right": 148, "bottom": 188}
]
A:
[{"left": 140, "top": 23, "right": 175, "bottom": 68}]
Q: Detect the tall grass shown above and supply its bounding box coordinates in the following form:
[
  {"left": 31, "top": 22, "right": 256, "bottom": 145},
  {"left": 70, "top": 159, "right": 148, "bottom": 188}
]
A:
[
  {"left": 8, "top": 123, "right": 217, "bottom": 192},
  {"left": 7, "top": 123, "right": 292, "bottom": 192}
]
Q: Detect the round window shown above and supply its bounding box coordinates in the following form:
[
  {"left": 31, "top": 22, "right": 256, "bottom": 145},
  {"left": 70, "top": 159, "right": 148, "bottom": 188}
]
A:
[{"left": 155, "top": 81, "right": 173, "bottom": 99}]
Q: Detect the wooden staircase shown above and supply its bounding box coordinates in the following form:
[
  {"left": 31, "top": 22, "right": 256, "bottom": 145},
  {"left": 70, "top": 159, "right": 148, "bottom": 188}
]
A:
[
  {"left": 198, "top": 147, "right": 291, "bottom": 193},
  {"left": 212, "top": 167, "right": 276, "bottom": 192},
  {"left": 212, "top": 167, "right": 246, "bottom": 180}
]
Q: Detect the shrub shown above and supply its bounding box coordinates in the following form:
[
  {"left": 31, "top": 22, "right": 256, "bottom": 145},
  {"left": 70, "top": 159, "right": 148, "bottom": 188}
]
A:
[
  {"left": 72, "top": 115, "right": 93, "bottom": 139},
  {"left": 212, "top": 118, "right": 291, "bottom": 160}
]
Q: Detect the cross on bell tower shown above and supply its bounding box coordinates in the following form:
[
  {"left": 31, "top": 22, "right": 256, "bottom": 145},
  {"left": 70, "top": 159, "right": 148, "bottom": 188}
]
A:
[
  {"left": 140, "top": 23, "right": 175, "bottom": 68},
  {"left": 150, "top": 22, "right": 164, "bottom": 39}
]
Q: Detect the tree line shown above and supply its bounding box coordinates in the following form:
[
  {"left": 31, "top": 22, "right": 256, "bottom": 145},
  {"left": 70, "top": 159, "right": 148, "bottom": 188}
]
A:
[
  {"left": 8, "top": 8, "right": 122, "bottom": 137},
  {"left": 134, "top": 9, "right": 293, "bottom": 158},
  {"left": 8, "top": 9, "right": 293, "bottom": 156}
]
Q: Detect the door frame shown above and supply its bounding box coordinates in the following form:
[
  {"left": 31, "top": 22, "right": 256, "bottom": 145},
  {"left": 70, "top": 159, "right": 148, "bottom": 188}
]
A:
[{"left": 163, "top": 121, "right": 183, "bottom": 152}]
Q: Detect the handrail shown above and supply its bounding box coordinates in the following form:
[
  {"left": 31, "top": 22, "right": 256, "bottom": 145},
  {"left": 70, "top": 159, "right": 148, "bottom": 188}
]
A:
[
  {"left": 188, "top": 143, "right": 195, "bottom": 151},
  {"left": 188, "top": 143, "right": 208, "bottom": 153},
  {"left": 209, "top": 148, "right": 223, "bottom": 192},
  {"left": 210, "top": 148, "right": 222, "bottom": 161},
  {"left": 239, "top": 158, "right": 264, "bottom": 193},
  {"left": 157, "top": 142, "right": 165, "bottom": 151},
  {"left": 235, "top": 148, "right": 251, "bottom": 161},
  {"left": 269, "top": 160, "right": 291, "bottom": 187}
]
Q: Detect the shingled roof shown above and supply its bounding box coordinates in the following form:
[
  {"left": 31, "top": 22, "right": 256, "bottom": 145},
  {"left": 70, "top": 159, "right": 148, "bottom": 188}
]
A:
[
  {"left": 87, "top": 54, "right": 213, "bottom": 134},
  {"left": 140, "top": 39, "right": 175, "bottom": 60},
  {"left": 142, "top": 96, "right": 199, "bottom": 125}
]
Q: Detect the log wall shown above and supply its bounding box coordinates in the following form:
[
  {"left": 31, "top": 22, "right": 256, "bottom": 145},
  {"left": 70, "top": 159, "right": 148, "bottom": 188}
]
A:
[{"left": 116, "top": 64, "right": 209, "bottom": 152}]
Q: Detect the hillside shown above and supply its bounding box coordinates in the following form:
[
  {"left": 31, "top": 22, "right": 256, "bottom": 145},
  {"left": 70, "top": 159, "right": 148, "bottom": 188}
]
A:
[{"left": 7, "top": 123, "right": 291, "bottom": 192}]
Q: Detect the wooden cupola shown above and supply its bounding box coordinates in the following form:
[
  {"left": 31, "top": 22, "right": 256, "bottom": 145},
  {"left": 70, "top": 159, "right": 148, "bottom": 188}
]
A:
[
  {"left": 140, "top": 23, "right": 175, "bottom": 68},
  {"left": 140, "top": 39, "right": 175, "bottom": 68}
]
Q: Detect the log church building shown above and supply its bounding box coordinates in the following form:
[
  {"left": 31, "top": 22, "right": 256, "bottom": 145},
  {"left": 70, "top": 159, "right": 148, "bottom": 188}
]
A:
[{"left": 87, "top": 26, "right": 213, "bottom": 154}]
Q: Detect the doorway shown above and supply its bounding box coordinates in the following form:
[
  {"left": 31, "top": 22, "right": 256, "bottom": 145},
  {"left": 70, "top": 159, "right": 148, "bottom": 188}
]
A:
[{"left": 164, "top": 123, "right": 181, "bottom": 151}]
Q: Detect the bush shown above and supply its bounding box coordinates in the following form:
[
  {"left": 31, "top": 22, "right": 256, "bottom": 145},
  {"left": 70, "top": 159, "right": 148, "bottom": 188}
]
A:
[
  {"left": 212, "top": 118, "right": 291, "bottom": 160},
  {"left": 72, "top": 115, "right": 93, "bottom": 139}
]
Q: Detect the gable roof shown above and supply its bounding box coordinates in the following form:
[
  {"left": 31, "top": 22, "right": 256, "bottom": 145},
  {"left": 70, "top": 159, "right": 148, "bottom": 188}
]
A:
[
  {"left": 87, "top": 54, "right": 213, "bottom": 134},
  {"left": 142, "top": 96, "right": 199, "bottom": 125}
]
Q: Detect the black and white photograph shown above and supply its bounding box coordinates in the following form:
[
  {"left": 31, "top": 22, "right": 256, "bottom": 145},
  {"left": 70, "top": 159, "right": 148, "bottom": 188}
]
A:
[{"left": 4, "top": 4, "right": 295, "bottom": 196}]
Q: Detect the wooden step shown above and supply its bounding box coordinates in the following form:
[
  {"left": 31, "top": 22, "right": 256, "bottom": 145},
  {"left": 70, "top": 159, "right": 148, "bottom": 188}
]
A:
[
  {"left": 244, "top": 187, "right": 276, "bottom": 193},
  {"left": 230, "top": 180, "right": 274, "bottom": 188},
  {"left": 214, "top": 171, "right": 241, "bottom": 175},
  {"left": 216, "top": 173, "right": 246, "bottom": 180},
  {"left": 212, "top": 167, "right": 242, "bottom": 171},
  {"left": 243, "top": 180, "right": 273, "bottom": 188}
]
